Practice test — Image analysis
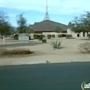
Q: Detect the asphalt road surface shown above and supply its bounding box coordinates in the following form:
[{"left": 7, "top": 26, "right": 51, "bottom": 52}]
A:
[{"left": 0, "top": 62, "right": 90, "bottom": 90}]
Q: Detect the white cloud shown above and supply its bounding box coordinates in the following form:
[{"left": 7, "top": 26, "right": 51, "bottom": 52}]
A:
[{"left": 0, "top": 0, "right": 90, "bottom": 15}]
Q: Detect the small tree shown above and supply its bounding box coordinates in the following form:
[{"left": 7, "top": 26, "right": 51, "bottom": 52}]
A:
[
  {"left": 54, "top": 26, "right": 62, "bottom": 33},
  {"left": 68, "top": 11, "right": 90, "bottom": 33},
  {"left": 27, "top": 27, "right": 34, "bottom": 33},
  {"left": 16, "top": 13, "right": 34, "bottom": 34},
  {"left": 16, "top": 13, "right": 27, "bottom": 33},
  {"left": 0, "top": 11, "right": 13, "bottom": 36}
]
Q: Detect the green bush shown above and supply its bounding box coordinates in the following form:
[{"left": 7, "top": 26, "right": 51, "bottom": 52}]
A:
[
  {"left": 78, "top": 42, "right": 90, "bottom": 53},
  {"left": 51, "top": 34, "right": 55, "bottom": 38},
  {"left": 14, "top": 34, "right": 18, "bottom": 40},
  {"left": 34, "top": 34, "right": 45, "bottom": 40},
  {"left": 62, "top": 34, "right": 66, "bottom": 37},
  {"left": 66, "top": 35, "right": 74, "bottom": 39},
  {"left": 47, "top": 35, "right": 51, "bottom": 39},
  {"left": 58, "top": 34, "right": 62, "bottom": 38},
  {"left": 42, "top": 39, "right": 47, "bottom": 43},
  {"left": 34, "top": 34, "right": 40, "bottom": 39},
  {"left": 50, "top": 40, "right": 61, "bottom": 49},
  {"left": 39, "top": 35, "right": 45, "bottom": 41}
]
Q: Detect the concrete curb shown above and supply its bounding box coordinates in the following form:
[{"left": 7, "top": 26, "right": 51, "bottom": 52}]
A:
[
  {"left": 71, "top": 59, "right": 90, "bottom": 63},
  {"left": 12, "top": 60, "right": 49, "bottom": 65}
]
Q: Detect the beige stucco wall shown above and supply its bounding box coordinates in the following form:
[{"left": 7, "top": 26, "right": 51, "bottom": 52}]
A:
[
  {"left": 30, "top": 29, "right": 90, "bottom": 39},
  {"left": 67, "top": 29, "right": 90, "bottom": 37}
]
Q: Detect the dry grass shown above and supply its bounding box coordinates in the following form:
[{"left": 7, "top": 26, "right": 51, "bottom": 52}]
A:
[{"left": 0, "top": 48, "right": 33, "bottom": 56}]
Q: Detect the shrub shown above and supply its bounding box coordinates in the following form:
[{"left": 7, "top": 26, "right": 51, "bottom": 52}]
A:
[
  {"left": 39, "top": 35, "right": 45, "bottom": 41},
  {"left": 9, "top": 48, "right": 31, "bottom": 55},
  {"left": 51, "top": 34, "right": 55, "bottom": 38},
  {"left": 14, "top": 34, "right": 18, "bottom": 40},
  {"left": 0, "top": 48, "right": 7, "bottom": 55},
  {"left": 34, "top": 34, "right": 40, "bottom": 39},
  {"left": 50, "top": 40, "right": 61, "bottom": 49},
  {"left": 0, "top": 48, "right": 32, "bottom": 56},
  {"left": 58, "top": 34, "right": 62, "bottom": 38},
  {"left": 78, "top": 42, "right": 90, "bottom": 53},
  {"left": 47, "top": 34, "right": 51, "bottom": 39},
  {"left": 62, "top": 34, "right": 66, "bottom": 37},
  {"left": 42, "top": 39, "right": 47, "bottom": 43},
  {"left": 66, "top": 35, "right": 74, "bottom": 39},
  {"left": 34, "top": 34, "right": 45, "bottom": 40}
]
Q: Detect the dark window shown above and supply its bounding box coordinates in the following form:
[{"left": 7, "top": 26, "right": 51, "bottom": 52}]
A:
[{"left": 77, "top": 34, "right": 79, "bottom": 37}]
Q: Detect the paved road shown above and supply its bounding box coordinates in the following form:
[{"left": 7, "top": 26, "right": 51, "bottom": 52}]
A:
[{"left": 0, "top": 62, "right": 90, "bottom": 90}]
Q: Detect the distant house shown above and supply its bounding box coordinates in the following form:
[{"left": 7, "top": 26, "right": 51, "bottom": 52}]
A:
[{"left": 29, "top": 20, "right": 70, "bottom": 33}]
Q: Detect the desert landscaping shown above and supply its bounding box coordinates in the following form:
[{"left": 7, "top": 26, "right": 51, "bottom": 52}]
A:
[{"left": 0, "top": 37, "right": 90, "bottom": 66}]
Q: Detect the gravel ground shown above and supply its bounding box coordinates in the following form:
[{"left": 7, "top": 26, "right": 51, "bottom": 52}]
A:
[{"left": 0, "top": 37, "right": 90, "bottom": 66}]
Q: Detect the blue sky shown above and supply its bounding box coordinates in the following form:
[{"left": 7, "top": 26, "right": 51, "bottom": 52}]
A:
[{"left": 0, "top": 0, "right": 90, "bottom": 27}]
